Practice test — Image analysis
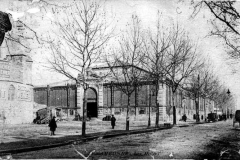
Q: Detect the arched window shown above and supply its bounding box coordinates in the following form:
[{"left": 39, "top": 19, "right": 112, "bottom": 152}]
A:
[{"left": 8, "top": 85, "right": 15, "bottom": 101}]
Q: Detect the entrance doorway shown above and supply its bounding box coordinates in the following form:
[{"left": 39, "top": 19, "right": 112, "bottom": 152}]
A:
[
  {"left": 87, "top": 102, "right": 98, "bottom": 118},
  {"left": 86, "top": 88, "right": 97, "bottom": 118}
]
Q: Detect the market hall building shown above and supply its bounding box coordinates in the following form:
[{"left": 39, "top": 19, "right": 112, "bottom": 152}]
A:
[{"left": 34, "top": 65, "right": 215, "bottom": 123}]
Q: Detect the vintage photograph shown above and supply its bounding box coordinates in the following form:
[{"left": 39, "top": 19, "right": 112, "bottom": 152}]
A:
[{"left": 0, "top": 0, "right": 240, "bottom": 159}]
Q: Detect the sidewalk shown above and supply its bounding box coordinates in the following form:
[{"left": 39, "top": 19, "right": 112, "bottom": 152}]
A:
[
  {"left": 0, "top": 119, "right": 174, "bottom": 155},
  {"left": 0, "top": 118, "right": 206, "bottom": 156}
]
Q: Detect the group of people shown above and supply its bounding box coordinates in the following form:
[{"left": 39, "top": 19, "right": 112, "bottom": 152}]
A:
[{"left": 48, "top": 115, "right": 116, "bottom": 136}]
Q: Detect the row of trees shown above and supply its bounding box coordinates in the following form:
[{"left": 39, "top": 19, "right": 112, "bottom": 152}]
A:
[
  {"left": 106, "top": 14, "right": 202, "bottom": 127},
  {"left": 105, "top": 13, "right": 233, "bottom": 126},
  {"left": 43, "top": 0, "right": 234, "bottom": 134}
]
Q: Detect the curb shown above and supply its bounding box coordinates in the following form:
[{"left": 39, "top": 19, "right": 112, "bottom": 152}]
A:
[
  {"left": 0, "top": 126, "right": 172, "bottom": 156},
  {"left": 0, "top": 141, "right": 73, "bottom": 155},
  {"left": 177, "top": 125, "right": 190, "bottom": 127},
  {"left": 82, "top": 126, "right": 173, "bottom": 142}
]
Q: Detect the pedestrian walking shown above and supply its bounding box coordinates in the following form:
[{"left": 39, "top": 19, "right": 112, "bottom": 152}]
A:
[
  {"left": 110, "top": 115, "right": 116, "bottom": 129},
  {"left": 182, "top": 114, "right": 187, "bottom": 122},
  {"left": 48, "top": 116, "right": 57, "bottom": 136}
]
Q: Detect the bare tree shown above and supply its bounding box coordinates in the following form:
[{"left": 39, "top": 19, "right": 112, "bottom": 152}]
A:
[
  {"left": 200, "top": 69, "right": 219, "bottom": 119},
  {"left": 214, "top": 87, "right": 232, "bottom": 115},
  {"left": 106, "top": 15, "right": 147, "bottom": 131},
  {"left": 144, "top": 21, "right": 201, "bottom": 125},
  {"left": 163, "top": 25, "right": 202, "bottom": 125},
  {"left": 190, "top": 0, "right": 240, "bottom": 58},
  {"left": 46, "top": 0, "right": 113, "bottom": 136},
  {"left": 143, "top": 12, "right": 172, "bottom": 127},
  {"left": 183, "top": 63, "right": 216, "bottom": 122},
  {"left": 199, "top": 74, "right": 233, "bottom": 117}
]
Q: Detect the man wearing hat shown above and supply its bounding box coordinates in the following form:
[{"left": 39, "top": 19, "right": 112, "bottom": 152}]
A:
[{"left": 111, "top": 115, "right": 116, "bottom": 129}]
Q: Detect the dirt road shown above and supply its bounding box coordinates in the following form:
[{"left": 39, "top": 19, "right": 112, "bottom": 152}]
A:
[{"left": 10, "top": 119, "right": 240, "bottom": 159}]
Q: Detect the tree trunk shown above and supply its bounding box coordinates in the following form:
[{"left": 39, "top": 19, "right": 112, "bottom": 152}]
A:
[
  {"left": 82, "top": 88, "right": 87, "bottom": 136},
  {"left": 126, "top": 95, "right": 130, "bottom": 131},
  {"left": 155, "top": 83, "right": 159, "bottom": 127},
  {"left": 110, "top": 82, "right": 114, "bottom": 115},
  {"left": 148, "top": 89, "right": 151, "bottom": 127},
  {"left": 135, "top": 87, "right": 138, "bottom": 120},
  {"left": 155, "top": 103, "right": 159, "bottom": 127},
  {"left": 173, "top": 106, "right": 176, "bottom": 125},
  {"left": 172, "top": 90, "right": 176, "bottom": 125},
  {"left": 204, "top": 98, "right": 206, "bottom": 121},
  {"left": 195, "top": 96, "right": 200, "bottom": 122}
]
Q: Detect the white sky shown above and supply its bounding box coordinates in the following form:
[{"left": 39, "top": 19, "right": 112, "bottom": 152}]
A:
[{"left": 0, "top": 0, "right": 239, "bottom": 105}]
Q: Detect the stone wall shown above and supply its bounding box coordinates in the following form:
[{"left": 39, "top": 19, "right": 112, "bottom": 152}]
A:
[{"left": 0, "top": 55, "right": 33, "bottom": 124}]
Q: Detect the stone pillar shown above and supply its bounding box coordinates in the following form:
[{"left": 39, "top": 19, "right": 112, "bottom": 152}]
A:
[
  {"left": 110, "top": 81, "right": 114, "bottom": 114},
  {"left": 47, "top": 85, "right": 52, "bottom": 119},
  {"left": 157, "top": 84, "right": 167, "bottom": 122},
  {"left": 76, "top": 85, "right": 84, "bottom": 116},
  {"left": 98, "top": 84, "right": 104, "bottom": 118},
  {"left": 135, "top": 86, "right": 138, "bottom": 118}
]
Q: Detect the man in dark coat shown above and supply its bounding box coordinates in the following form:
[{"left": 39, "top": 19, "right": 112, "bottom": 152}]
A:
[
  {"left": 0, "top": 11, "right": 12, "bottom": 46},
  {"left": 182, "top": 114, "right": 187, "bottom": 122},
  {"left": 48, "top": 116, "right": 57, "bottom": 135},
  {"left": 111, "top": 115, "right": 116, "bottom": 129}
]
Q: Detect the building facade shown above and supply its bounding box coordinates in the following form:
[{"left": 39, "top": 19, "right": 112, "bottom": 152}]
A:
[
  {"left": 34, "top": 65, "right": 215, "bottom": 123},
  {"left": 0, "top": 54, "right": 33, "bottom": 124}
]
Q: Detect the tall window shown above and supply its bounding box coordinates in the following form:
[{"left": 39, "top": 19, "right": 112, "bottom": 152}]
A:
[{"left": 8, "top": 85, "right": 15, "bottom": 101}]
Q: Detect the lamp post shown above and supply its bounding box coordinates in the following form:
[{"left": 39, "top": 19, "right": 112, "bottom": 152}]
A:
[
  {"left": 148, "top": 90, "right": 152, "bottom": 127},
  {"left": 182, "top": 96, "right": 186, "bottom": 115},
  {"left": 196, "top": 74, "right": 200, "bottom": 122},
  {"left": 148, "top": 89, "right": 155, "bottom": 127},
  {"left": 227, "top": 89, "right": 231, "bottom": 119}
]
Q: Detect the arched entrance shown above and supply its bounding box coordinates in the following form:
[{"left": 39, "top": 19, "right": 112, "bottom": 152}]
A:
[{"left": 86, "top": 88, "right": 98, "bottom": 118}]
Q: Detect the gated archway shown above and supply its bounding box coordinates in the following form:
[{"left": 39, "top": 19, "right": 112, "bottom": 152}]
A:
[{"left": 86, "top": 87, "right": 98, "bottom": 118}]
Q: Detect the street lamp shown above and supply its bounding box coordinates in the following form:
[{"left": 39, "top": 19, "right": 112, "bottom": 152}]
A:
[
  {"left": 182, "top": 96, "right": 186, "bottom": 115},
  {"left": 197, "top": 74, "right": 200, "bottom": 122}
]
